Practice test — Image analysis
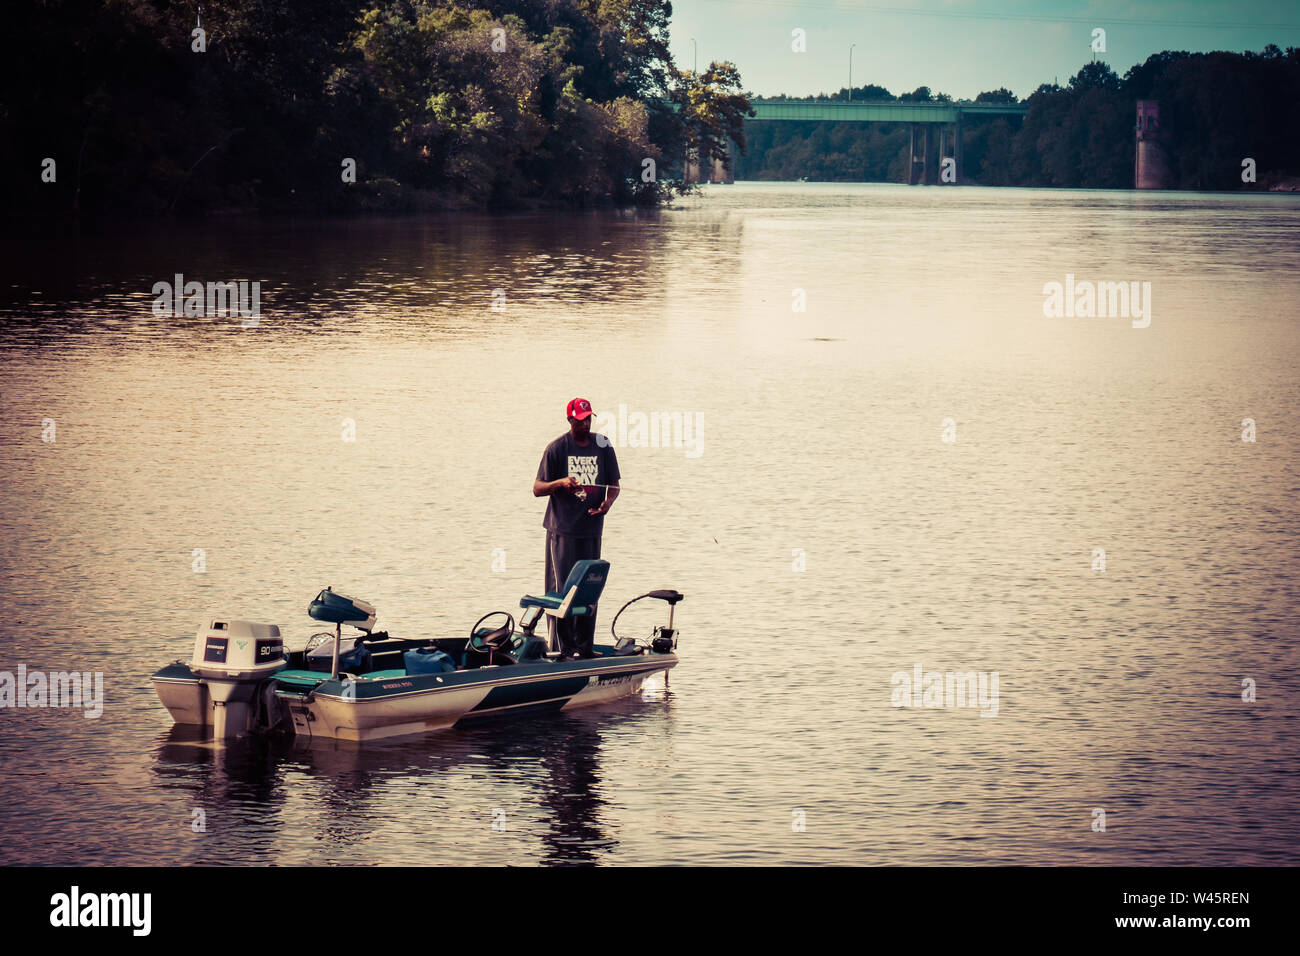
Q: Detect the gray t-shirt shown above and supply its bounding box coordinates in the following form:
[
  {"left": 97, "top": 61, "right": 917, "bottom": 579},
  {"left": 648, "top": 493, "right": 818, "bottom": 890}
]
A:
[{"left": 536, "top": 432, "right": 621, "bottom": 536}]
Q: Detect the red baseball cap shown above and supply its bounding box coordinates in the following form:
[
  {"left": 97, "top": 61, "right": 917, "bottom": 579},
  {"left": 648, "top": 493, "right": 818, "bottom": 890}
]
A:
[{"left": 566, "top": 398, "right": 593, "bottom": 420}]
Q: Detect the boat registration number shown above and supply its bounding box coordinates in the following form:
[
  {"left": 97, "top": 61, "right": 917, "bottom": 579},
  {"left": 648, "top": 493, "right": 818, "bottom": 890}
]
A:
[{"left": 590, "top": 673, "right": 636, "bottom": 687}]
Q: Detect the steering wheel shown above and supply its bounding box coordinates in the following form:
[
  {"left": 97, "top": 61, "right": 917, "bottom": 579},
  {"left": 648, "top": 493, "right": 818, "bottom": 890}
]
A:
[{"left": 468, "top": 611, "right": 516, "bottom": 660}]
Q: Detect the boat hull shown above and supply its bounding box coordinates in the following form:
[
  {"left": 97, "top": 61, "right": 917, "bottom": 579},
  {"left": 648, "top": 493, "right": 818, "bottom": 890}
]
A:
[
  {"left": 155, "top": 652, "right": 677, "bottom": 742},
  {"left": 289, "top": 655, "right": 677, "bottom": 742},
  {"left": 153, "top": 663, "right": 209, "bottom": 725}
]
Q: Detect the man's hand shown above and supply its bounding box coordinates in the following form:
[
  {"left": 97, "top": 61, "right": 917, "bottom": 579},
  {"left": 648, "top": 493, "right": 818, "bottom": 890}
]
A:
[
  {"left": 533, "top": 475, "right": 581, "bottom": 497},
  {"left": 589, "top": 482, "right": 618, "bottom": 515}
]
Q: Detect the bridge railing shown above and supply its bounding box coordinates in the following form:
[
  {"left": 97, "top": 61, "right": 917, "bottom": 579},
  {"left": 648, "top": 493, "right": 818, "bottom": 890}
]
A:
[{"left": 748, "top": 99, "right": 1027, "bottom": 123}]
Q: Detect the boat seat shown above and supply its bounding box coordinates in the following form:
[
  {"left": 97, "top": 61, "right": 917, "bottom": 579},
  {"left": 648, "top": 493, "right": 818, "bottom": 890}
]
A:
[
  {"left": 305, "top": 637, "right": 370, "bottom": 673},
  {"left": 307, "top": 588, "right": 376, "bottom": 630},
  {"left": 519, "top": 559, "right": 610, "bottom": 635},
  {"left": 367, "top": 648, "right": 406, "bottom": 672},
  {"left": 359, "top": 635, "right": 428, "bottom": 672}
]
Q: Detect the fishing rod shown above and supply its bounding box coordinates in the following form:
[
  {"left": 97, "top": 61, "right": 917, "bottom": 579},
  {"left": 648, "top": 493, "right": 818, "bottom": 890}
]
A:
[{"left": 581, "top": 482, "right": 673, "bottom": 500}]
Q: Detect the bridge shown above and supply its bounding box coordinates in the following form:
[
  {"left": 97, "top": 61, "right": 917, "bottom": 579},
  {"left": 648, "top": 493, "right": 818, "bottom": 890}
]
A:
[
  {"left": 689, "top": 99, "right": 1028, "bottom": 185},
  {"left": 749, "top": 99, "right": 1027, "bottom": 124}
]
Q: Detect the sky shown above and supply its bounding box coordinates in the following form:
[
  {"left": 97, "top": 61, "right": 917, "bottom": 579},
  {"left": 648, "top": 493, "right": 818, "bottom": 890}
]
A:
[{"left": 666, "top": 0, "right": 1300, "bottom": 99}]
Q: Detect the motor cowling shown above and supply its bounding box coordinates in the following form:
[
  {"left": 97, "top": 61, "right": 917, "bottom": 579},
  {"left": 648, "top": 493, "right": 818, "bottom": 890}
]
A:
[
  {"left": 182, "top": 620, "right": 287, "bottom": 740},
  {"left": 191, "top": 620, "right": 286, "bottom": 681}
]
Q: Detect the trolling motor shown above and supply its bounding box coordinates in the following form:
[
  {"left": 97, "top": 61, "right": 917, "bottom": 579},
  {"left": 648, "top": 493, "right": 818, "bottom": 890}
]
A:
[
  {"left": 610, "top": 590, "right": 684, "bottom": 654},
  {"left": 305, "top": 588, "right": 376, "bottom": 678}
]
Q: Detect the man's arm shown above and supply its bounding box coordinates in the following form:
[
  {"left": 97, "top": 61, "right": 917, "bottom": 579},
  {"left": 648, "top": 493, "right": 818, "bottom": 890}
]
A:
[
  {"left": 534, "top": 476, "right": 578, "bottom": 497},
  {"left": 590, "top": 444, "right": 620, "bottom": 514},
  {"left": 535, "top": 444, "right": 561, "bottom": 496}
]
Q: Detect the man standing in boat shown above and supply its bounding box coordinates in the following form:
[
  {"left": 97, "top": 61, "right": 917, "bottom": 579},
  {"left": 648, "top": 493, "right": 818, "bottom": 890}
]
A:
[{"left": 533, "top": 398, "right": 620, "bottom": 659}]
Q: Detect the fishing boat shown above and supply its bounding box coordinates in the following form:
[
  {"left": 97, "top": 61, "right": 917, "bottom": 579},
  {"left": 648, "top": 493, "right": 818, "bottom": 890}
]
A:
[{"left": 152, "top": 559, "right": 681, "bottom": 742}]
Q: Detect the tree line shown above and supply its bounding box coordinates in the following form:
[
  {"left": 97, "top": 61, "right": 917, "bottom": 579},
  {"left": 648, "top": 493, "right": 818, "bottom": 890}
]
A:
[
  {"left": 740, "top": 47, "right": 1300, "bottom": 189},
  {"left": 1, "top": 0, "right": 752, "bottom": 232}
]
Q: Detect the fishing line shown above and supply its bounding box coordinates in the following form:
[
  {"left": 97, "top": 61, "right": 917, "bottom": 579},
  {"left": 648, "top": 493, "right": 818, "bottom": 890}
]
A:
[
  {"left": 581, "top": 483, "right": 720, "bottom": 544},
  {"left": 584, "top": 482, "right": 671, "bottom": 500}
]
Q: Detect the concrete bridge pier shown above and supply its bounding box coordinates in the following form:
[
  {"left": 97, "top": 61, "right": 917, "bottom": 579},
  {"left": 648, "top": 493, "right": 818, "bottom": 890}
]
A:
[
  {"left": 925, "top": 121, "right": 935, "bottom": 183},
  {"left": 909, "top": 121, "right": 964, "bottom": 185},
  {"left": 911, "top": 123, "right": 937, "bottom": 184},
  {"left": 908, "top": 123, "right": 950, "bottom": 184},
  {"left": 683, "top": 142, "right": 735, "bottom": 184},
  {"left": 941, "top": 121, "right": 951, "bottom": 183},
  {"left": 925, "top": 123, "right": 940, "bottom": 184},
  {"left": 951, "top": 116, "right": 962, "bottom": 184},
  {"left": 683, "top": 149, "right": 701, "bottom": 184},
  {"left": 933, "top": 119, "right": 962, "bottom": 184},
  {"left": 908, "top": 124, "right": 918, "bottom": 185},
  {"left": 709, "top": 139, "right": 734, "bottom": 184}
]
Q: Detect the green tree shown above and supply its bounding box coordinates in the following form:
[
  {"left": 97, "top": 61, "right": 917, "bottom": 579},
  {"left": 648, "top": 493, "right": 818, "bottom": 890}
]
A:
[{"left": 670, "top": 61, "right": 754, "bottom": 175}]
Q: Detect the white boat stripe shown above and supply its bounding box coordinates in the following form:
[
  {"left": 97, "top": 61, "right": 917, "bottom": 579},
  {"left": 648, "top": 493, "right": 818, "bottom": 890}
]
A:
[{"left": 311, "top": 659, "right": 674, "bottom": 703}]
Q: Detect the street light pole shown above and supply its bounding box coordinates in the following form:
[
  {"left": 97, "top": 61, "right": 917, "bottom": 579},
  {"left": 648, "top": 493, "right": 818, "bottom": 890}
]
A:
[
  {"left": 691, "top": 38, "right": 698, "bottom": 74},
  {"left": 849, "top": 44, "right": 856, "bottom": 100}
]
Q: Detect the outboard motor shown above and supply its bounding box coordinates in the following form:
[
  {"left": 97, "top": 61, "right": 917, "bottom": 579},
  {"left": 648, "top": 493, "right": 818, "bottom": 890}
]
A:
[{"left": 189, "top": 620, "right": 287, "bottom": 739}]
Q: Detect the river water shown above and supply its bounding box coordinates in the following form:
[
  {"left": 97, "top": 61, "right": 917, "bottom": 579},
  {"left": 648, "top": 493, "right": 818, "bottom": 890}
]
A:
[{"left": 1, "top": 182, "right": 1298, "bottom": 865}]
